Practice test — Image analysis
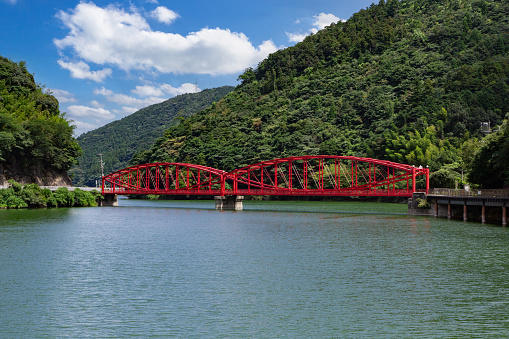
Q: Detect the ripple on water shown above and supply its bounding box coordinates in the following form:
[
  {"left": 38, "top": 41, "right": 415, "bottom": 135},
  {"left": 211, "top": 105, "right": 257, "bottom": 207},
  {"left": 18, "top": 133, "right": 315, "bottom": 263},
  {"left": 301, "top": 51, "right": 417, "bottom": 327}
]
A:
[{"left": 1, "top": 200, "right": 509, "bottom": 337}]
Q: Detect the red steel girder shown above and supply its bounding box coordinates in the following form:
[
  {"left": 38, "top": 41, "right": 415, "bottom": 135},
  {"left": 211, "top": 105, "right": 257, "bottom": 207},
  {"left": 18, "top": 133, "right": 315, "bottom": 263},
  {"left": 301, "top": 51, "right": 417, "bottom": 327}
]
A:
[{"left": 102, "top": 156, "right": 430, "bottom": 197}]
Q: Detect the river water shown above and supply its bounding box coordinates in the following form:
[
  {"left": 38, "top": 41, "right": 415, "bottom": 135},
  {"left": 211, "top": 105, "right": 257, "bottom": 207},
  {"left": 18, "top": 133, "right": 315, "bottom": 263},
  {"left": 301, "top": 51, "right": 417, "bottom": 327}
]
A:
[{"left": 1, "top": 199, "right": 509, "bottom": 337}]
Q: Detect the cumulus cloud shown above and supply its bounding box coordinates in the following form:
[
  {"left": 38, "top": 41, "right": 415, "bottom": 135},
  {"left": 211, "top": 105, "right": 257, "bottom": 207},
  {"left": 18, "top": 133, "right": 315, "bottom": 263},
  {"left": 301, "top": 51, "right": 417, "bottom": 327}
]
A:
[
  {"left": 54, "top": 2, "right": 277, "bottom": 76},
  {"left": 150, "top": 6, "right": 179, "bottom": 24},
  {"left": 90, "top": 100, "right": 103, "bottom": 108},
  {"left": 113, "top": 106, "right": 139, "bottom": 116},
  {"left": 72, "top": 120, "right": 101, "bottom": 136},
  {"left": 287, "top": 32, "right": 309, "bottom": 43},
  {"left": 94, "top": 87, "right": 167, "bottom": 109},
  {"left": 313, "top": 13, "right": 341, "bottom": 30},
  {"left": 132, "top": 85, "right": 165, "bottom": 97},
  {"left": 133, "top": 82, "right": 198, "bottom": 97},
  {"left": 57, "top": 60, "right": 112, "bottom": 82},
  {"left": 161, "top": 83, "right": 199, "bottom": 96},
  {"left": 49, "top": 88, "right": 77, "bottom": 103},
  {"left": 66, "top": 105, "right": 115, "bottom": 122},
  {"left": 286, "top": 12, "right": 342, "bottom": 43}
]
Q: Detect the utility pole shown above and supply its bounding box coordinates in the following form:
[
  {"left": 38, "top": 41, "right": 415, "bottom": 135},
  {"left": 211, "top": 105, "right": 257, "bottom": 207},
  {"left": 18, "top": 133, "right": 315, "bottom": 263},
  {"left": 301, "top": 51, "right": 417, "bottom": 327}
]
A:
[{"left": 98, "top": 153, "right": 104, "bottom": 178}]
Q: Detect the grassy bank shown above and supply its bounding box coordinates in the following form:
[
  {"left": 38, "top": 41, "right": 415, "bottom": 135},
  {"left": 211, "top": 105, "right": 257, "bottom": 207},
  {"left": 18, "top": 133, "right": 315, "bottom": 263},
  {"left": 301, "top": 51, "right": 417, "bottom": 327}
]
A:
[{"left": 0, "top": 180, "right": 102, "bottom": 209}]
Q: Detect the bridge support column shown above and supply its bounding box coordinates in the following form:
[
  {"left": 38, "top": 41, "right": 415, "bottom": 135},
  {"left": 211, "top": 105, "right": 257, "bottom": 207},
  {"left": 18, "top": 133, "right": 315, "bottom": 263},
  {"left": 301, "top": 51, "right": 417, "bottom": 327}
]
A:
[
  {"left": 463, "top": 203, "right": 468, "bottom": 222},
  {"left": 482, "top": 203, "right": 486, "bottom": 224},
  {"left": 407, "top": 192, "right": 433, "bottom": 216},
  {"left": 503, "top": 205, "right": 507, "bottom": 227},
  {"left": 215, "top": 196, "right": 243, "bottom": 211},
  {"left": 101, "top": 194, "right": 118, "bottom": 207}
]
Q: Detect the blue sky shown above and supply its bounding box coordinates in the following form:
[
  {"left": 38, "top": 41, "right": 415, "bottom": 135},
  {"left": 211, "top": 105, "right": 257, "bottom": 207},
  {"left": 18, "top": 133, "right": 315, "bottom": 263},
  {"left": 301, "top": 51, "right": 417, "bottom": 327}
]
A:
[{"left": 1, "top": 0, "right": 375, "bottom": 135}]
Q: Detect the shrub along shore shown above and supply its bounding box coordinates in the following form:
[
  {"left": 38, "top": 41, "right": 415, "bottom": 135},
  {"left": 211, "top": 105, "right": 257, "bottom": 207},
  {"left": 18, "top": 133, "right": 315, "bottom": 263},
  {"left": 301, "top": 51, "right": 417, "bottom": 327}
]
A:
[{"left": 0, "top": 180, "right": 102, "bottom": 208}]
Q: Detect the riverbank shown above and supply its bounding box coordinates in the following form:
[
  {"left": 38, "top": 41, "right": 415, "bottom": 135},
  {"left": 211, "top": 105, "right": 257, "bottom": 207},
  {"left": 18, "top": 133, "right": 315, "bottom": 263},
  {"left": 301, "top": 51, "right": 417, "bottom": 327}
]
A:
[{"left": 0, "top": 180, "right": 102, "bottom": 208}]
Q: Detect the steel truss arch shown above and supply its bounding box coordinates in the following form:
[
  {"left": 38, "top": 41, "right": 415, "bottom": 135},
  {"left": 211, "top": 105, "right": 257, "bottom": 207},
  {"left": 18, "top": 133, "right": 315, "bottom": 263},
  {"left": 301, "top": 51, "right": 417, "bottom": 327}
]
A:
[
  {"left": 102, "top": 162, "right": 227, "bottom": 195},
  {"left": 102, "top": 156, "right": 429, "bottom": 197},
  {"left": 225, "top": 155, "right": 429, "bottom": 197}
]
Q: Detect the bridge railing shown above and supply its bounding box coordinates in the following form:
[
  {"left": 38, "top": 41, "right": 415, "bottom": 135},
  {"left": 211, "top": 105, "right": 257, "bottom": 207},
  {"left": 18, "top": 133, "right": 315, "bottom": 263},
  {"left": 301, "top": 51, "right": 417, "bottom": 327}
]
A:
[
  {"left": 40, "top": 186, "right": 101, "bottom": 192},
  {"left": 430, "top": 188, "right": 509, "bottom": 198}
]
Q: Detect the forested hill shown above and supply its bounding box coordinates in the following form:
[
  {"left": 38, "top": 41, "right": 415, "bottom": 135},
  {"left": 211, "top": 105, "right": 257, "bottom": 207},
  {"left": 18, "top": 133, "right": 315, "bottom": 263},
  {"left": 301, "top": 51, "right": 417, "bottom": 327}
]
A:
[
  {"left": 0, "top": 56, "right": 80, "bottom": 186},
  {"left": 71, "top": 86, "right": 233, "bottom": 186},
  {"left": 135, "top": 0, "right": 509, "bottom": 188}
]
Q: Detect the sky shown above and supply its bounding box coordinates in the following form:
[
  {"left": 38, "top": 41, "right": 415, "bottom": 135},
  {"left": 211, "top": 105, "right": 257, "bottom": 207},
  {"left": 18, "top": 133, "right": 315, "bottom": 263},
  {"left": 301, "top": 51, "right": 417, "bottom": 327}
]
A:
[{"left": 1, "top": 0, "right": 375, "bottom": 136}]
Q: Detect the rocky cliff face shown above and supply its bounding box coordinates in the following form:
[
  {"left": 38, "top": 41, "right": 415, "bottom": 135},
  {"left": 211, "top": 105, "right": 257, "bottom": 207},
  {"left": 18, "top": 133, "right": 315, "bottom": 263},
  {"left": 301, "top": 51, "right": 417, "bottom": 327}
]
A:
[{"left": 0, "top": 164, "right": 72, "bottom": 187}]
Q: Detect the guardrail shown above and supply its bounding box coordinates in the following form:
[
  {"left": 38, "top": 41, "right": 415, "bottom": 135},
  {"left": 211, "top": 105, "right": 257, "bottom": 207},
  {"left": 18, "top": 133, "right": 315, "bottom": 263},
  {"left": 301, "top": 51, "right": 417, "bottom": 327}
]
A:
[
  {"left": 430, "top": 188, "right": 509, "bottom": 198},
  {"left": 39, "top": 186, "right": 100, "bottom": 192}
]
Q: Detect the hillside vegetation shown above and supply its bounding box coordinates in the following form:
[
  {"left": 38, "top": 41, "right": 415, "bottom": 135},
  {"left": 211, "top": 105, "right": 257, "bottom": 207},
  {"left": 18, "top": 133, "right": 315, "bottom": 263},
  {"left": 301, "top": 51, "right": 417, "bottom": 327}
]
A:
[
  {"left": 134, "top": 0, "right": 509, "bottom": 188},
  {"left": 71, "top": 86, "right": 233, "bottom": 186},
  {"left": 0, "top": 56, "right": 80, "bottom": 185}
]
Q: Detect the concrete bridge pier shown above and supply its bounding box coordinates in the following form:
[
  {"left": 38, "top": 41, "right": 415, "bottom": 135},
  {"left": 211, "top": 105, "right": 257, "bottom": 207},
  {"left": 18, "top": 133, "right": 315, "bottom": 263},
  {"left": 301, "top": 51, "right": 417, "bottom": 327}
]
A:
[
  {"left": 408, "top": 192, "right": 435, "bottom": 216},
  {"left": 503, "top": 204, "right": 507, "bottom": 227},
  {"left": 423, "top": 191, "right": 509, "bottom": 226},
  {"left": 101, "top": 194, "right": 118, "bottom": 206},
  {"left": 215, "top": 196, "right": 243, "bottom": 211}
]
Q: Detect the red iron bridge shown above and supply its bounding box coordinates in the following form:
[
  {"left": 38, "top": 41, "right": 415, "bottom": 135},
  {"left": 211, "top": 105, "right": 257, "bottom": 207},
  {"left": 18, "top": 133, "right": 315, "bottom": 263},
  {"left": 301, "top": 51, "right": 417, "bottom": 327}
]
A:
[{"left": 102, "top": 156, "right": 429, "bottom": 199}]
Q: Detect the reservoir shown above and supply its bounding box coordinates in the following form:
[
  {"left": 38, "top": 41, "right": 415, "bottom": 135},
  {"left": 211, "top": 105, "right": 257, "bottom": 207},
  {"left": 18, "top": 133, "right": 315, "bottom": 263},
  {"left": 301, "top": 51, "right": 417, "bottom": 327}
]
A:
[{"left": 1, "top": 199, "right": 509, "bottom": 337}]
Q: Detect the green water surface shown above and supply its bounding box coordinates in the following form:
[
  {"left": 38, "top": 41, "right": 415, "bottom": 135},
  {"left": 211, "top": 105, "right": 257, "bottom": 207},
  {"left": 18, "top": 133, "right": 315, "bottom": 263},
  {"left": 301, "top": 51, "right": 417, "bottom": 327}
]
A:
[{"left": 1, "top": 199, "right": 508, "bottom": 337}]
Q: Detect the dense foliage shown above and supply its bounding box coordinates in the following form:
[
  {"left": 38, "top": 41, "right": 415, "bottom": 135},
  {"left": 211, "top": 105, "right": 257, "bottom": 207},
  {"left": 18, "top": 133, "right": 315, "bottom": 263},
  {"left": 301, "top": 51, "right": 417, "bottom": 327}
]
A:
[
  {"left": 135, "top": 0, "right": 509, "bottom": 188},
  {"left": 469, "top": 117, "right": 509, "bottom": 188},
  {"left": 71, "top": 86, "right": 233, "bottom": 186},
  {"left": 0, "top": 56, "right": 81, "bottom": 179},
  {"left": 0, "top": 180, "right": 101, "bottom": 208}
]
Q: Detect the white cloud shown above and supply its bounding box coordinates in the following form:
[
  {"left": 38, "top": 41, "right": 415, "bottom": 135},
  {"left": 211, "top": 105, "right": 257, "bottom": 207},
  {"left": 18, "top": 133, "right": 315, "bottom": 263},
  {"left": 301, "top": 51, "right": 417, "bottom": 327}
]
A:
[
  {"left": 286, "top": 12, "right": 342, "bottom": 43},
  {"left": 66, "top": 105, "right": 115, "bottom": 122},
  {"left": 94, "top": 87, "right": 166, "bottom": 109},
  {"left": 2, "top": 0, "right": 17, "bottom": 4},
  {"left": 71, "top": 120, "right": 101, "bottom": 136},
  {"left": 113, "top": 106, "right": 138, "bottom": 116},
  {"left": 54, "top": 2, "right": 277, "bottom": 76},
  {"left": 57, "top": 60, "right": 112, "bottom": 82},
  {"left": 160, "top": 83, "right": 199, "bottom": 96},
  {"left": 313, "top": 13, "right": 341, "bottom": 30},
  {"left": 150, "top": 6, "right": 179, "bottom": 24},
  {"left": 90, "top": 100, "right": 103, "bottom": 108},
  {"left": 132, "top": 85, "right": 164, "bottom": 98},
  {"left": 49, "top": 88, "right": 77, "bottom": 103},
  {"left": 286, "top": 32, "right": 308, "bottom": 43}
]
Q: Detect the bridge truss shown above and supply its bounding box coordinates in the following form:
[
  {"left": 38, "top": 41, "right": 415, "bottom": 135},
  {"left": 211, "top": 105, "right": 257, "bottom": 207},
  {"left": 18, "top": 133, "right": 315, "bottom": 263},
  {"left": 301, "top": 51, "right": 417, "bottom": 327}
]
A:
[{"left": 102, "top": 156, "right": 429, "bottom": 197}]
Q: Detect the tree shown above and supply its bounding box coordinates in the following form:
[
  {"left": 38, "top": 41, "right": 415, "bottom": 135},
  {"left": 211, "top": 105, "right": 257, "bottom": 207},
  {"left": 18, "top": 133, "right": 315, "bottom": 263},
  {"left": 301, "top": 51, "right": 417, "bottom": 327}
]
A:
[{"left": 469, "top": 118, "right": 509, "bottom": 188}]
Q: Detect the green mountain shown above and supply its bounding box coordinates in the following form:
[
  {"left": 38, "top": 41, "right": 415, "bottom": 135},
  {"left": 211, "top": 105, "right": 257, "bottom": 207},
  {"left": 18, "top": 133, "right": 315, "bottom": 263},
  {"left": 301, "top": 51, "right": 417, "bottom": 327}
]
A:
[
  {"left": 71, "top": 86, "right": 233, "bottom": 186},
  {"left": 134, "top": 0, "right": 509, "bottom": 188},
  {"left": 0, "top": 55, "right": 80, "bottom": 186}
]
